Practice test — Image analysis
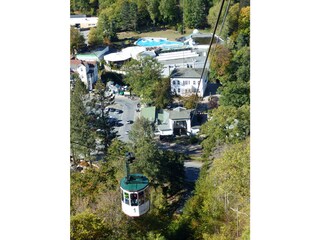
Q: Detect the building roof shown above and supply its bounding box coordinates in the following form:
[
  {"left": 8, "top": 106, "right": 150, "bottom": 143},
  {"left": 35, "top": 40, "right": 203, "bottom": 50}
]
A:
[
  {"left": 104, "top": 51, "right": 131, "bottom": 62},
  {"left": 141, "top": 107, "right": 156, "bottom": 122},
  {"left": 70, "top": 59, "right": 84, "bottom": 70},
  {"left": 76, "top": 46, "right": 109, "bottom": 61},
  {"left": 170, "top": 68, "right": 207, "bottom": 79},
  {"left": 120, "top": 174, "right": 149, "bottom": 192},
  {"left": 158, "top": 124, "right": 171, "bottom": 131},
  {"left": 165, "top": 107, "right": 192, "bottom": 120}
]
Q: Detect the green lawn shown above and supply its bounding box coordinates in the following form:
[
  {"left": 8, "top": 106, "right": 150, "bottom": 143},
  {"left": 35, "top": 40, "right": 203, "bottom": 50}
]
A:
[{"left": 117, "top": 27, "right": 212, "bottom": 41}]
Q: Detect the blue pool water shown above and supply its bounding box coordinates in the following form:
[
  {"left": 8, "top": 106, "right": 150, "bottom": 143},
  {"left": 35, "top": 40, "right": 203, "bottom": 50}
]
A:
[{"left": 135, "top": 38, "right": 184, "bottom": 47}]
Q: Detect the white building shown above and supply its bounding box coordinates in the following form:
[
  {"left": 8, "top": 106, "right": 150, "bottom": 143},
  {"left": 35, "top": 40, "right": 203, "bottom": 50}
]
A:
[
  {"left": 70, "top": 59, "right": 98, "bottom": 91},
  {"left": 157, "top": 107, "right": 193, "bottom": 136},
  {"left": 170, "top": 68, "right": 208, "bottom": 97},
  {"left": 70, "top": 16, "right": 98, "bottom": 29}
]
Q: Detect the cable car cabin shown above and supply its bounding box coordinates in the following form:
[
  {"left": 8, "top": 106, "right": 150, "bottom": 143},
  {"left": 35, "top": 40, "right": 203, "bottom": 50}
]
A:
[{"left": 120, "top": 173, "right": 150, "bottom": 217}]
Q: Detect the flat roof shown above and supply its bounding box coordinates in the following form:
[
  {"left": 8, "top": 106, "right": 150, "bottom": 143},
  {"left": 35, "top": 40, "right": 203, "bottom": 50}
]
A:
[
  {"left": 70, "top": 17, "right": 98, "bottom": 25},
  {"left": 120, "top": 174, "right": 149, "bottom": 192}
]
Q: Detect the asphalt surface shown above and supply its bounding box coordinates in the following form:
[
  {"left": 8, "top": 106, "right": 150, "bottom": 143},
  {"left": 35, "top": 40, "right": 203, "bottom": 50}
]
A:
[{"left": 108, "top": 95, "right": 140, "bottom": 142}]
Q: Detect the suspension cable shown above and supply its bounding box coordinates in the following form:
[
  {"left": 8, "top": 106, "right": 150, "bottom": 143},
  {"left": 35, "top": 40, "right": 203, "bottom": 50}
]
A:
[{"left": 191, "top": 0, "right": 226, "bottom": 122}]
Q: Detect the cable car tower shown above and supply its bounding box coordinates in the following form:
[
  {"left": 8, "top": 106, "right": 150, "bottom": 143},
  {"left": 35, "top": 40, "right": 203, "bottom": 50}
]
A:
[{"left": 120, "top": 152, "right": 150, "bottom": 217}]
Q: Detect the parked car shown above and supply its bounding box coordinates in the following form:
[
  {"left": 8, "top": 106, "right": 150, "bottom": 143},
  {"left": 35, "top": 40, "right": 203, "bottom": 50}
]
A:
[
  {"left": 126, "top": 120, "right": 133, "bottom": 124},
  {"left": 115, "top": 109, "right": 123, "bottom": 114}
]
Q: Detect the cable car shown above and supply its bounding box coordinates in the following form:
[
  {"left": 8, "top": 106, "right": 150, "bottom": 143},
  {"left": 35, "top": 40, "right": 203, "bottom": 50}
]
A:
[{"left": 120, "top": 152, "right": 150, "bottom": 217}]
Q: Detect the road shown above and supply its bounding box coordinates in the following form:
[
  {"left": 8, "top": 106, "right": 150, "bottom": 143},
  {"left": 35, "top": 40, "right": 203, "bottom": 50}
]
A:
[{"left": 108, "top": 95, "right": 140, "bottom": 142}]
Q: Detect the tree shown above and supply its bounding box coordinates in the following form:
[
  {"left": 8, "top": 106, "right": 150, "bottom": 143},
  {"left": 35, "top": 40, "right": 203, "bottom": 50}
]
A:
[
  {"left": 88, "top": 27, "right": 104, "bottom": 47},
  {"left": 217, "top": 46, "right": 250, "bottom": 107},
  {"left": 235, "top": 6, "right": 250, "bottom": 49},
  {"left": 159, "top": 0, "right": 179, "bottom": 24},
  {"left": 147, "top": 0, "right": 160, "bottom": 25},
  {"left": 210, "top": 44, "right": 232, "bottom": 81},
  {"left": 70, "top": 211, "right": 110, "bottom": 240},
  {"left": 128, "top": 117, "right": 184, "bottom": 193},
  {"left": 70, "top": 27, "right": 86, "bottom": 54},
  {"left": 182, "top": 94, "right": 199, "bottom": 109},
  {"left": 116, "top": 0, "right": 138, "bottom": 31},
  {"left": 176, "top": 139, "right": 250, "bottom": 239},
  {"left": 200, "top": 105, "right": 250, "bottom": 157},
  {"left": 218, "top": 80, "right": 250, "bottom": 107},
  {"left": 154, "top": 78, "right": 172, "bottom": 109},
  {"left": 70, "top": 80, "right": 95, "bottom": 163},
  {"left": 122, "top": 57, "right": 163, "bottom": 104},
  {"left": 97, "top": 8, "right": 118, "bottom": 41},
  {"left": 183, "top": 0, "right": 208, "bottom": 29}
]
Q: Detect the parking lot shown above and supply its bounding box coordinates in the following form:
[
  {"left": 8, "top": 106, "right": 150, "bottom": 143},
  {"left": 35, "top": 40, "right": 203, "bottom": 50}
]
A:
[{"left": 107, "top": 95, "right": 140, "bottom": 142}]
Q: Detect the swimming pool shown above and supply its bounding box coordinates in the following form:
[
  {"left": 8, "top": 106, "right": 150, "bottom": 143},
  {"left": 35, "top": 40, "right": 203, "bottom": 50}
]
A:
[{"left": 135, "top": 37, "right": 184, "bottom": 48}]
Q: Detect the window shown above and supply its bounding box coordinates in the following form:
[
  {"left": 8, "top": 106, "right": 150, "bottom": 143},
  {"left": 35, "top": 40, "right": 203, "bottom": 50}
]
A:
[
  {"left": 173, "top": 80, "right": 176, "bottom": 85},
  {"left": 193, "top": 81, "right": 196, "bottom": 85},
  {"left": 130, "top": 193, "right": 138, "bottom": 206},
  {"left": 177, "top": 80, "right": 180, "bottom": 85},
  {"left": 183, "top": 80, "right": 189, "bottom": 85},
  {"left": 178, "top": 88, "right": 180, "bottom": 93},
  {"left": 124, "top": 192, "right": 129, "bottom": 205},
  {"left": 138, "top": 191, "right": 145, "bottom": 205}
]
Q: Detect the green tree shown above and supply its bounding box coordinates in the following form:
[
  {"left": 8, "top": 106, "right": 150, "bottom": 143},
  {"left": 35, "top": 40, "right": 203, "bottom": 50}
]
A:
[
  {"left": 159, "top": 0, "right": 179, "bottom": 24},
  {"left": 154, "top": 78, "right": 172, "bottom": 109},
  {"left": 183, "top": 0, "right": 208, "bottom": 29},
  {"left": 200, "top": 105, "right": 250, "bottom": 157},
  {"left": 123, "top": 57, "right": 163, "bottom": 104},
  {"left": 147, "top": 0, "right": 161, "bottom": 25},
  {"left": 70, "top": 80, "right": 95, "bottom": 163},
  {"left": 182, "top": 94, "right": 199, "bottom": 109},
  {"left": 219, "top": 80, "right": 250, "bottom": 107},
  {"left": 177, "top": 139, "right": 250, "bottom": 239},
  {"left": 116, "top": 0, "right": 138, "bottom": 31},
  {"left": 129, "top": 117, "right": 184, "bottom": 193},
  {"left": 235, "top": 6, "right": 250, "bottom": 49},
  {"left": 97, "top": 8, "right": 118, "bottom": 41},
  {"left": 88, "top": 27, "right": 104, "bottom": 47},
  {"left": 70, "top": 210, "right": 110, "bottom": 240},
  {"left": 70, "top": 27, "right": 86, "bottom": 54}
]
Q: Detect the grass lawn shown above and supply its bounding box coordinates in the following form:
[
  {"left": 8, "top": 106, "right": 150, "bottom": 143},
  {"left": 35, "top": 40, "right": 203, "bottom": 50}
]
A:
[{"left": 117, "top": 27, "right": 212, "bottom": 41}]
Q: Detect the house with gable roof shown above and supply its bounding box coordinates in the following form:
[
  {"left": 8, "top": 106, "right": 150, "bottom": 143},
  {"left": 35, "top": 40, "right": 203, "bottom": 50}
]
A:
[{"left": 70, "top": 59, "right": 98, "bottom": 91}]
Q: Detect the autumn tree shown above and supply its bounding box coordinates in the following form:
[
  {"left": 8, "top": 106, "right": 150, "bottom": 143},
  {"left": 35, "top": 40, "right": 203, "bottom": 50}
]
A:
[{"left": 179, "top": 139, "right": 250, "bottom": 239}]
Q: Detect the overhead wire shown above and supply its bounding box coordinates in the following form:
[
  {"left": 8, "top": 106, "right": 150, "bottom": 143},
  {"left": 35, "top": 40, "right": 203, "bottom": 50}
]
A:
[{"left": 191, "top": 0, "right": 227, "bottom": 122}]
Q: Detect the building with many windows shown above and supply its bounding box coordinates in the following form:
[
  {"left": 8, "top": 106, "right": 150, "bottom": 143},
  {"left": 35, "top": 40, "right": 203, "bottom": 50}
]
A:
[{"left": 170, "top": 68, "right": 208, "bottom": 97}]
